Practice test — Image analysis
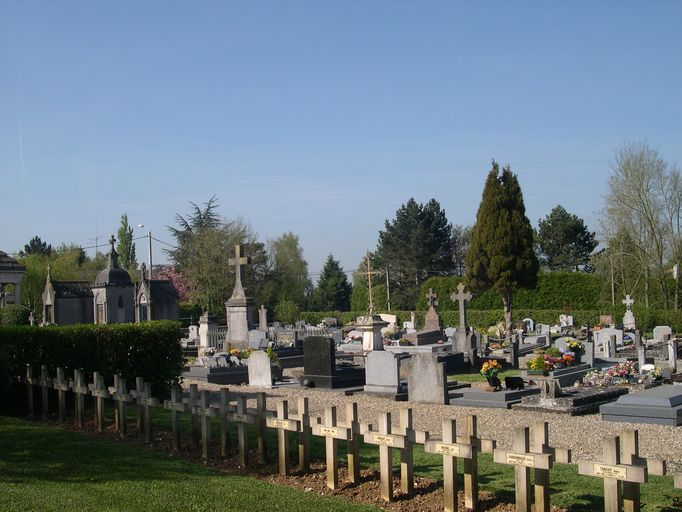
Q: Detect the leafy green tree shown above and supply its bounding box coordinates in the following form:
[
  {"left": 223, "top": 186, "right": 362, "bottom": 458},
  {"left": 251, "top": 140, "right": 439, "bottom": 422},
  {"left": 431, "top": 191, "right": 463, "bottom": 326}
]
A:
[
  {"left": 465, "top": 161, "right": 539, "bottom": 336},
  {"left": 274, "top": 298, "right": 300, "bottom": 325},
  {"left": 21, "top": 236, "right": 51, "bottom": 256},
  {"left": 116, "top": 213, "right": 138, "bottom": 278},
  {"left": 537, "top": 205, "right": 598, "bottom": 271},
  {"left": 167, "top": 196, "right": 264, "bottom": 314},
  {"left": 261, "top": 232, "right": 312, "bottom": 310},
  {"left": 374, "top": 198, "right": 454, "bottom": 309},
  {"left": 451, "top": 224, "right": 471, "bottom": 276},
  {"left": 312, "top": 255, "right": 352, "bottom": 311}
]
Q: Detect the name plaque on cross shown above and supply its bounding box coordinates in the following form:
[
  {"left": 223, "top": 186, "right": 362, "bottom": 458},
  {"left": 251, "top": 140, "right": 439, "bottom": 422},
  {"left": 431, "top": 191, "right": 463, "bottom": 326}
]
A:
[
  {"left": 506, "top": 452, "right": 536, "bottom": 467},
  {"left": 594, "top": 464, "right": 628, "bottom": 480}
]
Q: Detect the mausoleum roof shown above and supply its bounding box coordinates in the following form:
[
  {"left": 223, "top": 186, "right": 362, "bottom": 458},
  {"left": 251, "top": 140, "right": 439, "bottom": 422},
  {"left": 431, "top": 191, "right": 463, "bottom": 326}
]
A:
[
  {"left": 0, "top": 251, "right": 26, "bottom": 272},
  {"left": 94, "top": 236, "right": 132, "bottom": 286}
]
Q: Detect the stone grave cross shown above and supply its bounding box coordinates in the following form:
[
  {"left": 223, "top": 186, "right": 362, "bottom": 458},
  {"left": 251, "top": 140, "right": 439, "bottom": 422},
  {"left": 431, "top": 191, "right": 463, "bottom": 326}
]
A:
[
  {"left": 163, "top": 385, "right": 189, "bottom": 451},
  {"left": 70, "top": 369, "right": 90, "bottom": 428},
  {"left": 451, "top": 283, "right": 473, "bottom": 329},
  {"left": 426, "top": 288, "right": 438, "bottom": 308},
  {"left": 228, "top": 244, "right": 251, "bottom": 300},
  {"left": 578, "top": 435, "right": 647, "bottom": 512},
  {"left": 265, "top": 400, "right": 301, "bottom": 476},
  {"left": 88, "top": 372, "right": 110, "bottom": 432},
  {"left": 622, "top": 295, "right": 634, "bottom": 310},
  {"left": 422, "top": 418, "right": 474, "bottom": 512},
  {"left": 54, "top": 367, "right": 70, "bottom": 423},
  {"left": 195, "top": 390, "right": 218, "bottom": 459},
  {"left": 311, "top": 405, "right": 352, "bottom": 490},
  {"left": 39, "top": 365, "right": 52, "bottom": 421},
  {"left": 493, "top": 426, "right": 553, "bottom": 512}
]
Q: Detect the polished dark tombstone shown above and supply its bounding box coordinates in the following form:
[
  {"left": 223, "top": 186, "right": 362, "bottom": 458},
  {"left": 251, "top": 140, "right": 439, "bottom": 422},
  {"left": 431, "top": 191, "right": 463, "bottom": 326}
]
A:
[{"left": 300, "top": 336, "right": 365, "bottom": 389}]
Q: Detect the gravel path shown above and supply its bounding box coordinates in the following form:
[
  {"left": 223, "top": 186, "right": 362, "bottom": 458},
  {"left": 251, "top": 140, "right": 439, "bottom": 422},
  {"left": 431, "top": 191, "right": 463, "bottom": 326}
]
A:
[{"left": 185, "top": 374, "right": 682, "bottom": 473}]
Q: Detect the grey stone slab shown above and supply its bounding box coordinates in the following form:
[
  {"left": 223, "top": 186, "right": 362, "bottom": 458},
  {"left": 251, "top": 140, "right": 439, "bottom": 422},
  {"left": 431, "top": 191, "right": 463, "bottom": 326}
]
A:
[
  {"left": 247, "top": 350, "right": 274, "bottom": 387},
  {"left": 406, "top": 353, "right": 447, "bottom": 404},
  {"left": 449, "top": 387, "right": 540, "bottom": 409},
  {"left": 248, "top": 329, "right": 267, "bottom": 349},
  {"left": 653, "top": 325, "right": 672, "bottom": 342},
  {"left": 600, "top": 385, "right": 682, "bottom": 426}
]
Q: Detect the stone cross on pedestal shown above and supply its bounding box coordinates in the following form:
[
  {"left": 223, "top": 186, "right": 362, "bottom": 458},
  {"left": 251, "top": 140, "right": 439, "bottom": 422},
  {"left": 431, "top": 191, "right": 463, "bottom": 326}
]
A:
[
  {"left": 426, "top": 288, "right": 438, "bottom": 308},
  {"left": 623, "top": 295, "right": 634, "bottom": 310},
  {"left": 258, "top": 305, "right": 267, "bottom": 331},
  {"left": 228, "top": 244, "right": 251, "bottom": 300},
  {"left": 451, "top": 283, "right": 473, "bottom": 329}
]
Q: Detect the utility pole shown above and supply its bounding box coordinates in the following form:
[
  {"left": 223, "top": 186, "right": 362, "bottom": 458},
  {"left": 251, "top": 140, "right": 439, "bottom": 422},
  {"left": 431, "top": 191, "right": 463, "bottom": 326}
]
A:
[{"left": 385, "top": 266, "right": 391, "bottom": 312}]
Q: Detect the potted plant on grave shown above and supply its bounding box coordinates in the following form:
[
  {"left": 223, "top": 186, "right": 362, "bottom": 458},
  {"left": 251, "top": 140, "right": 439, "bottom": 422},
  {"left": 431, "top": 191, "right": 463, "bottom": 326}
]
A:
[
  {"left": 566, "top": 339, "right": 584, "bottom": 363},
  {"left": 527, "top": 355, "right": 548, "bottom": 376},
  {"left": 480, "top": 359, "right": 503, "bottom": 391}
]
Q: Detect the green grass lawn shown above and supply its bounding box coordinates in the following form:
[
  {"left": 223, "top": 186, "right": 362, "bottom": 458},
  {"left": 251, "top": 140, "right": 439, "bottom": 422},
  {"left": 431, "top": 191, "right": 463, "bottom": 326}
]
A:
[
  {"left": 2, "top": 401, "right": 679, "bottom": 512},
  {"left": 0, "top": 415, "right": 378, "bottom": 512}
]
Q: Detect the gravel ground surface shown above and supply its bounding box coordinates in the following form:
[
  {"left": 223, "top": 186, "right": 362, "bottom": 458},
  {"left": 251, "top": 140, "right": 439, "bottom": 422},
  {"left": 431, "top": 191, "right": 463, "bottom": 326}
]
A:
[{"left": 185, "top": 370, "right": 682, "bottom": 473}]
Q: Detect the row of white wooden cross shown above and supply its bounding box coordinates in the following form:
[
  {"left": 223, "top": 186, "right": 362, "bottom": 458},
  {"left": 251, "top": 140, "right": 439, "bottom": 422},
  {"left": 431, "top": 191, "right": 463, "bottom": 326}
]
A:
[{"left": 25, "top": 364, "right": 681, "bottom": 512}]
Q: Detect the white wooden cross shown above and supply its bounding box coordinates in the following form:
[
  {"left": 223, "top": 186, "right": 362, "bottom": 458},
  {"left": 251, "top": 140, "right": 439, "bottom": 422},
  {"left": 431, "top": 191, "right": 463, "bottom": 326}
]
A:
[
  {"left": 181, "top": 383, "right": 201, "bottom": 448},
  {"left": 529, "top": 421, "right": 571, "bottom": 512},
  {"left": 620, "top": 429, "right": 666, "bottom": 512},
  {"left": 54, "top": 367, "right": 70, "bottom": 423},
  {"left": 25, "top": 364, "right": 35, "bottom": 418},
  {"left": 289, "top": 397, "right": 311, "bottom": 472},
  {"left": 455, "top": 414, "right": 496, "bottom": 511},
  {"left": 493, "top": 426, "right": 553, "bottom": 512},
  {"left": 70, "top": 369, "right": 90, "bottom": 428},
  {"left": 422, "top": 419, "right": 474, "bottom": 512},
  {"left": 88, "top": 372, "right": 110, "bottom": 432},
  {"left": 110, "top": 375, "right": 135, "bottom": 437},
  {"left": 265, "top": 400, "right": 301, "bottom": 475},
  {"left": 39, "top": 365, "right": 52, "bottom": 421},
  {"left": 312, "top": 405, "right": 352, "bottom": 489},
  {"left": 451, "top": 283, "right": 473, "bottom": 329},
  {"left": 194, "top": 390, "right": 218, "bottom": 459},
  {"left": 578, "top": 435, "right": 648, "bottom": 512},
  {"left": 218, "top": 388, "right": 232, "bottom": 457},
  {"left": 163, "top": 385, "right": 189, "bottom": 451},
  {"left": 129, "top": 377, "right": 147, "bottom": 436},
  {"left": 140, "top": 382, "right": 159, "bottom": 444},
  {"left": 227, "top": 393, "right": 268, "bottom": 466}
]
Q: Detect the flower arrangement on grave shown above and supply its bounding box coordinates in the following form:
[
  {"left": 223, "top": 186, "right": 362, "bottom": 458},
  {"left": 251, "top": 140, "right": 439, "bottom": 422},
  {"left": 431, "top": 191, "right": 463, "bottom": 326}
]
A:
[
  {"left": 561, "top": 353, "right": 575, "bottom": 366},
  {"left": 566, "top": 339, "right": 584, "bottom": 352},
  {"left": 545, "top": 346, "right": 562, "bottom": 358},
  {"left": 583, "top": 361, "right": 638, "bottom": 387},
  {"left": 398, "top": 337, "right": 411, "bottom": 346},
  {"left": 228, "top": 347, "right": 280, "bottom": 366},
  {"left": 480, "top": 359, "right": 503, "bottom": 390},
  {"left": 527, "top": 355, "right": 548, "bottom": 373}
]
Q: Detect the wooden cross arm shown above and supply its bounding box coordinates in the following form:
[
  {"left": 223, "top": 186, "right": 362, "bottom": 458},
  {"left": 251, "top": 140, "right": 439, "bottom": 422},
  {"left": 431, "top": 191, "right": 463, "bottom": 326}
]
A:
[
  {"left": 424, "top": 440, "right": 474, "bottom": 459},
  {"left": 493, "top": 449, "right": 553, "bottom": 470},
  {"left": 163, "top": 400, "right": 188, "bottom": 412},
  {"left": 228, "top": 412, "right": 257, "bottom": 425},
  {"left": 73, "top": 386, "right": 90, "bottom": 395},
  {"left": 456, "top": 434, "right": 496, "bottom": 454},
  {"left": 553, "top": 447, "right": 572, "bottom": 464},
  {"left": 114, "top": 393, "right": 135, "bottom": 403},
  {"left": 364, "top": 431, "right": 406, "bottom": 449},
  {"left": 266, "top": 417, "right": 300, "bottom": 432},
  {"left": 41, "top": 377, "right": 54, "bottom": 387},
  {"left": 312, "top": 424, "right": 351, "bottom": 440},
  {"left": 289, "top": 413, "right": 311, "bottom": 427},
  {"left": 91, "top": 389, "right": 112, "bottom": 399},
  {"left": 142, "top": 398, "right": 160, "bottom": 407},
  {"left": 359, "top": 423, "right": 374, "bottom": 435},
  {"left": 577, "top": 460, "right": 647, "bottom": 483},
  {"left": 632, "top": 456, "right": 666, "bottom": 476},
  {"left": 54, "top": 383, "right": 71, "bottom": 392},
  {"left": 195, "top": 407, "right": 219, "bottom": 418}
]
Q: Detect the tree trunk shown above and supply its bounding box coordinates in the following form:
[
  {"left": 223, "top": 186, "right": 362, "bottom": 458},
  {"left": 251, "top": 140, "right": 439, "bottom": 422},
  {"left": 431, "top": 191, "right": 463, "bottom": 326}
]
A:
[
  {"left": 644, "top": 266, "right": 650, "bottom": 309},
  {"left": 502, "top": 293, "right": 512, "bottom": 340}
]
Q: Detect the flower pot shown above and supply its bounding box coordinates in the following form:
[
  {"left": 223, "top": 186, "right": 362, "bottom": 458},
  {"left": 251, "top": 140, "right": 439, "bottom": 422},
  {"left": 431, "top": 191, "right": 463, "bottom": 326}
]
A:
[{"left": 486, "top": 375, "right": 501, "bottom": 390}]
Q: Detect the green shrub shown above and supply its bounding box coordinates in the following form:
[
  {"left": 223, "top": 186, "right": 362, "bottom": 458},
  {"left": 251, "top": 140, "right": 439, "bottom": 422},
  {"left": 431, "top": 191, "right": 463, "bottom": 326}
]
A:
[
  {"left": 0, "top": 305, "right": 31, "bottom": 325},
  {"left": 0, "top": 321, "right": 183, "bottom": 396}
]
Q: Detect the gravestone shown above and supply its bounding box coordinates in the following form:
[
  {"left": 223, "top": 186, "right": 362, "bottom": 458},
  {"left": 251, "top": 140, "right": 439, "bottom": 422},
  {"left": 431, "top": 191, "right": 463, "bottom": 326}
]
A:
[
  {"left": 600, "top": 314, "right": 614, "bottom": 326},
  {"left": 536, "top": 324, "right": 551, "bottom": 336},
  {"left": 668, "top": 336, "right": 678, "bottom": 373},
  {"left": 522, "top": 317, "right": 535, "bottom": 332},
  {"left": 356, "top": 314, "right": 388, "bottom": 351},
  {"left": 188, "top": 325, "right": 198, "bottom": 340},
  {"left": 247, "top": 350, "right": 274, "bottom": 387},
  {"left": 407, "top": 353, "right": 447, "bottom": 404},
  {"left": 584, "top": 342, "right": 595, "bottom": 367},
  {"left": 258, "top": 304, "right": 267, "bottom": 331},
  {"left": 622, "top": 295, "right": 636, "bottom": 330},
  {"left": 424, "top": 288, "right": 443, "bottom": 331},
  {"left": 653, "top": 326, "right": 672, "bottom": 343},
  {"left": 559, "top": 314, "right": 573, "bottom": 328},
  {"left": 606, "top": 335, "right": 618, "bottom": 359},
  {"left": 594, "top": 328, "right": 623, "bottom": 350},
  {"left": 301, "top": 336, "right": 365, "bottom": 389},
  {"left": 364, "top": 350, "right": 404, "bottom": 399},
  {"left": 248, "top": 329, "right": 267, "bottom": 349},
  {"left": 225, "top": 244, "right": 254, "bottom": 349}
]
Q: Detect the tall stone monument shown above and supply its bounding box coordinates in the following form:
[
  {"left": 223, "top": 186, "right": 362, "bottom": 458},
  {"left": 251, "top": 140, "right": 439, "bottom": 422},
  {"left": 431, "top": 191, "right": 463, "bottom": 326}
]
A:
[
  {"left": 622, "top": 294, "right": 636, "bottom": 330},
  {"left": 225, "top": 245, "right": 254, "bottom": 349},
  {"left": 450, "top": 283, "right": 477, "bottom": 365},
  {"left": 423, "top": 288, "right": 443, "bottom": 331}
]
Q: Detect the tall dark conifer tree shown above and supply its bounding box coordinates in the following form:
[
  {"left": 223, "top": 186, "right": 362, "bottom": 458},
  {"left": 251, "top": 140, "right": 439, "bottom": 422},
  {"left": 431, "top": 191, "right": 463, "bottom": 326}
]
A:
[
  {"left": 312, "top": 254, "right": 352, "bottom": 311},
  {"left": 465, "top": 161, "right": 539, "bottom": 336}
]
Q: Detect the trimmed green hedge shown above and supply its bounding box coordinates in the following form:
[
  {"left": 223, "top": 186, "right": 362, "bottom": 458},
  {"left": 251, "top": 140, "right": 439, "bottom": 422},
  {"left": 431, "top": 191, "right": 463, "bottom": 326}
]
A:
[
  {"left": 0, "top": 305, "right": 31, "bottom": 326},
  {"left": 0, "top": 321, "right": 183, "bottom": 396}
]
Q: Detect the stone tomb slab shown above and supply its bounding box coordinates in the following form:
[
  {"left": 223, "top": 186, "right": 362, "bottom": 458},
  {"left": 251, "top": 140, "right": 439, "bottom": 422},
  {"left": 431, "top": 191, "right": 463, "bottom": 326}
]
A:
[
  {"left": 521, "top": 364, "right": 592, "bottom": 387},
  {"left": 183, "top": 366, "right": 249, "bottom": 385},
  {"left": 600, "top": 385, "right": 682, "bottom": 426},
  {"left": 449, "top": 387, "right": 540, "bottom": 409},
  {"left": 513, "top": 386, "right": 628, "bottom": 415}
]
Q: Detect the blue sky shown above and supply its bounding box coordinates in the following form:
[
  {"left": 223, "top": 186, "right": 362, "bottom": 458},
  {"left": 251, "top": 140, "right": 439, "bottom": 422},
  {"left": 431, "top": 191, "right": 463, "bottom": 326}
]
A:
[{"left": 1, "top": 1, "right": 681, "bottom": 278}]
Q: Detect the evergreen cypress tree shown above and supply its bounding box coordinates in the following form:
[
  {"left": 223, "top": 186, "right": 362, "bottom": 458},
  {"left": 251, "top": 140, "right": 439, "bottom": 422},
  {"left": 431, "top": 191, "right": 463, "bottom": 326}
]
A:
[
  {"left": 312, "top": 254, "right": 352, "bottom": 311},
  {"left": 465, "top": 161, "right": 539, "bottom": 336},
  {"left": 117, "top": 213, "right": 137, "bottom": 278}
]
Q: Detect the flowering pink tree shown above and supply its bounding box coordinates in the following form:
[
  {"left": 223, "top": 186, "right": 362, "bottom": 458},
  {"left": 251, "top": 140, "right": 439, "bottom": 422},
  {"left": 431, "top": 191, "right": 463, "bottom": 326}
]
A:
[{"left": 157, "top": 265, "right": 193, "bottom": 302}]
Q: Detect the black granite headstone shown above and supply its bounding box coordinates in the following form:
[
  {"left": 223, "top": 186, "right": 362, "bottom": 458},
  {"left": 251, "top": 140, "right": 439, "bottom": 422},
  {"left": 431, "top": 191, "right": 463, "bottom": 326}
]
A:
[{"left": 303, "top": 336, "right": 335, "bottom": 377}]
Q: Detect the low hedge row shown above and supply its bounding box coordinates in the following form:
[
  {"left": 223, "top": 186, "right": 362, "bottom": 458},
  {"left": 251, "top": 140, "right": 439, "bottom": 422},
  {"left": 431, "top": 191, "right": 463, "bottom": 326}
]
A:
[
  {"left": 300, "top": 308, "right": 682, "bottom": 333},
  {"left": 0, "top": 321, "right": 184, "bottom": 396}
]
